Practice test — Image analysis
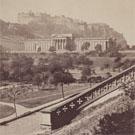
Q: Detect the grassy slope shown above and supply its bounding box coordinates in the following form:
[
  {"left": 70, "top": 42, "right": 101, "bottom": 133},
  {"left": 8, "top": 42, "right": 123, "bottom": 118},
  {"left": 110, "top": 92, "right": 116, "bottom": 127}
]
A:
[
  {"left": 54, "top": 94, "right": 134, "bottom": 135},
  {"left": 0, "top": 104, "right": 15, "bottom": 119},
  {"left": 18, "top": 84, "right": 90, "bottom": 108}
]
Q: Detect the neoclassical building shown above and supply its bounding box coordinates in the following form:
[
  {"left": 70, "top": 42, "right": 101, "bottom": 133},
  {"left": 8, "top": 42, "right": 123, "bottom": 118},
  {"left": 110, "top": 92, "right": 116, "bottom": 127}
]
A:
[
  {"left": 24, "top": 34, "right": 72, "bottom": 53},
  {"left": 24, "top": 38, "right": 52, "bottom": 53},
  {"left": 75, "top": 38, "right": 108, "bottom": 52},
  {"left": 24, "top": 34, "right": 108, "bottom": 53},
  {"left": 0, "top": 36, "right": 24, "bottom": 53},
  {"left": 0, "top": 34, "right": 108, "bottom": 53}
]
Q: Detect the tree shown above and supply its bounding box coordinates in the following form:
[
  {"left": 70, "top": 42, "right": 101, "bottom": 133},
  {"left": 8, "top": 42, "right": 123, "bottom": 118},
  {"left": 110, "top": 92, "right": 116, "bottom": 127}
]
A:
[
  {"left": 94, "top": 76, "right": 135, "bottom": 135},
  {"left": 81, "top": 66, "right": 92, "bottom": 85},
  {"left": 122, "top": 81, "right": 135, "bottom": 100},
  {"left": 95, "top": 44, "right": 102, "bottom": 53},
  {"left": 106, "top": 38, "right": 120, "bottom": 57},
  {"left": 22, "top": 74, "right": 32, "bottom": 82},
  {"left": 32, "top": 58, "right": 47, "bottom": 73},
  {"left": 103, "top": 63, "right": 110, "bottom": 70},
  {"left": 0, "top": 45, "right": 7, "bottom": 58},
  {"left": 0, "top": 62, "right": 5, "bottom": 81},
  {"left": 94, "top": 96, "right": 134, "bottom": 135},
  {"left": 8, "top": 55, "right": 33, "bottom": 82},
  {"left": 131, "top": 45, "right": 135, "bottom": 50},
  {"left": 8, "top": 57, "right": 21, "bottom": 81},
  {"left": 107, "top": 38, "right": 117, "bottom": 51},
  {"left": 121, "top": 59, "right": 135, "bottom": 70},
  {"left": 0, "top": 46, "right": 5, "bottom": 78},
  {"left": 19, "top": 56, "right": 33, "bottom": 81},
  {"left": 7, "top": 85, "right": 21, "bottom": 117},
  {"left": 63, "top": 72, "right": 75, "bottom": 85},
  {"left": 77, "top": 55, "right": 93, "bottom": 66},
  {"left": 48, "top": 60, "right": 63, "bottom": 73},
  {"left": 52, "top": 71, "right": 75, "bottom": 98},
  {"left": 32, "top": 73, "right": 42, "bottom": 89},
  {"left": 82, "top": 66, "right": 91, "bottom": 77},
  {"left": 95, "top": 110, "right": 134, "bottom": 135},
  {"left": 113, "top": 56, "right": 123, "bottom": 71},
  {"left": 60, "top": 55, "right": 73, "bottom": 71},
  {"left": 49, "top": 46, "right": 56, "bottom": 52},
  {"left": 65, "top": 39, "right": 76, "bottom": 51},
  {"left": 52, "top": 71, "right": 65, "bottom": 98},
  {"left": 81, "top": 42, "right": 90, "bottom": 51}
]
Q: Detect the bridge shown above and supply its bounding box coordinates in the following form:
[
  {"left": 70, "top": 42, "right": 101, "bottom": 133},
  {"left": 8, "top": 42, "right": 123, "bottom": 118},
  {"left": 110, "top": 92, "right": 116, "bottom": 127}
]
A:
[{"left": 41, "top": 65, "right": 135, "bottom": 130}]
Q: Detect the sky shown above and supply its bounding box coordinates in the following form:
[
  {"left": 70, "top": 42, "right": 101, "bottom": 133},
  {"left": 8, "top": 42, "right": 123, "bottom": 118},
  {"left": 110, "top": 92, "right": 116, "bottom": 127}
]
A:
[{"left": 0, "top": 0, "right": 135, "bottom": 45}]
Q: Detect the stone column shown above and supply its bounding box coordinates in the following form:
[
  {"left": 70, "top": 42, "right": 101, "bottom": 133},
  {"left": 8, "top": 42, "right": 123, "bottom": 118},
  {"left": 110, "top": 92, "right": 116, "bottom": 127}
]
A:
[
  {"left": 64, "top": 39, "right": 66, "bottom": 49},
  {"left": 56, "top": 39, "right": 58, "bottom": 50},
  {"left": 59, "top": 39, "right": 61, "bottom": 50},
  {"left": 60, "top": 39, "right": 62, "bottom": 50},
  {"left": 61, "top": 39, "right": 63, "bottom": 50},
  {"left": 58, "top": 39, "right": 60, "bottom": 50},
  {"left": 55, "top": 39, "right": 57, "bottom": 50},
  {"left": 62, "top": 39, "right": 64, "bottom": 50},
  {"left": 54, "top": 39, "right": 56, "bottom": 50}
]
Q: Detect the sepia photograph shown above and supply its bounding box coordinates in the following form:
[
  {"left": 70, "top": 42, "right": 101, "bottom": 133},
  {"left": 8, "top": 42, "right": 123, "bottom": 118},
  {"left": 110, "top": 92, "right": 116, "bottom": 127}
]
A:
[{"left": 0, "top": 0, "right": 135, "bottom": 135}]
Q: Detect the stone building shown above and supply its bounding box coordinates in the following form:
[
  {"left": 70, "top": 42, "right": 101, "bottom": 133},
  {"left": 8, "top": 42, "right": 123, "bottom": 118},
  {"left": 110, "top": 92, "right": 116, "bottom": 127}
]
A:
[
  {"left": 24, "top": 34, "right": 108, "bottom": 53},
  {"left": 24, "top": 34, "right": 74, "bottom": 53},
  {"left": 24, "top": 38, "right": 52, "bottom": 53},
  {"left": 75, "top": 37, "right": 108, "bottom": 52},
  {"left": 0, "top": 34, "right": 108, "bottom": 53},
  {"left": 0, "top": 36, "right": 24, "bottom": 53},
  {"left": 51, "top": 34, "right": 74, "bottom": 52}
]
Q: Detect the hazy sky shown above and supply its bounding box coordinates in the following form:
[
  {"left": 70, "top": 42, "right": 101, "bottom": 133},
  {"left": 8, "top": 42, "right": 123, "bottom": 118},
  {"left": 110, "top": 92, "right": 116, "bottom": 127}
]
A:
[{"left": 0, "top": 0, "right": 135, "bottom": 45}]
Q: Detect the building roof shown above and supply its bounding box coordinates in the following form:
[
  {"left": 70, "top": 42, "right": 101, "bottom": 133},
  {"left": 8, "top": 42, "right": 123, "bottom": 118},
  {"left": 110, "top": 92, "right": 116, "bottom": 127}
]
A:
[
  {"left": 75, "top": 37, "right": 108, "bottom": 40},
  {"left": 51, "top": 34, "right": 73, "bottom": 38}
]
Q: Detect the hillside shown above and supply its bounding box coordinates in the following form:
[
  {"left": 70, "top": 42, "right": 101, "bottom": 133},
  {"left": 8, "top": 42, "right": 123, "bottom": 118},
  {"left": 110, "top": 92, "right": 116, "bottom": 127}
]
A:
[
  {"left": 0, "top": 19, "right": 36, "bottom": 39},
  {"left": 0, "top": 13, "right": 127, "bottom": 48}
]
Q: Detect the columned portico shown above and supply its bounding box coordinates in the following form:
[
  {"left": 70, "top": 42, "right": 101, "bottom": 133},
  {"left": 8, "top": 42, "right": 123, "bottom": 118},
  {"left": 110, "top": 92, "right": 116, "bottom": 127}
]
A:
[
  {"left": 52, "top": 38, "right": 67, "bottom": 51},
  {"left": 51, "top": 34, "right": 73, "bottom": 52}
]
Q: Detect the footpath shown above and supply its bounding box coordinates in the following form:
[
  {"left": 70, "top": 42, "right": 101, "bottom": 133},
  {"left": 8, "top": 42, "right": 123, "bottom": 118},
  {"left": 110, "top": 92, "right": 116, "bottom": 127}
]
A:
[
  {"left": 0, "top": 85, "right": 91, "bottom": 125},
  {"left": 0, "top": 94, "right": 76, "bottom": 125}
]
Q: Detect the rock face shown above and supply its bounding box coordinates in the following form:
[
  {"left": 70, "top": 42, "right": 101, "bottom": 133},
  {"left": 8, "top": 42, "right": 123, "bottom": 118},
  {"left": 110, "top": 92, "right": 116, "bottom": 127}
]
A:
[{"left": 0, "top": 12, "right": 127, "bottom": 48}]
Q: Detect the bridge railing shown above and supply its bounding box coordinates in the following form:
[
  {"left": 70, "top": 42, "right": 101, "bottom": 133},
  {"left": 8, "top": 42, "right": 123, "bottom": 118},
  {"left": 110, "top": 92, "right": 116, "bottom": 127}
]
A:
[{"left": 41, "top": 65, "right": 135, "bottom": 129}]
